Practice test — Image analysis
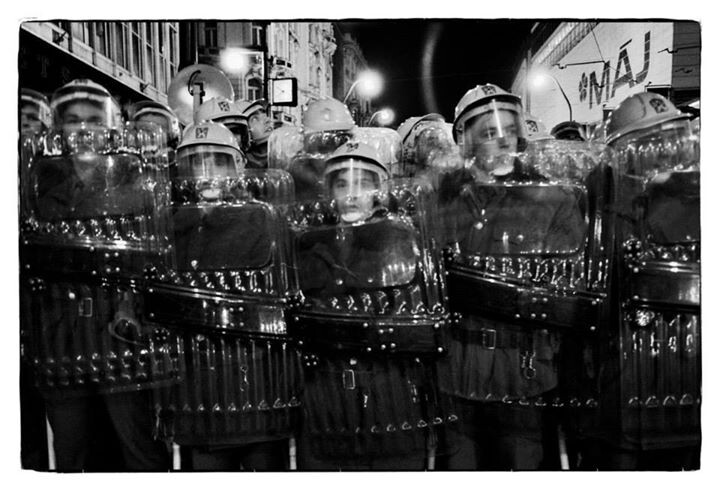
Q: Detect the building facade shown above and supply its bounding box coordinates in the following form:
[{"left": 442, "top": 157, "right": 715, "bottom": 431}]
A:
[
  {"left": 20, "top": 21, "right": 180, "bottom": 110},
  {"left": 511, "top": 21, "right": 700, "bottom": 129},
  {"left": 186, "top": 21, "right": 268, "bottom": 105},
  {"left": 332, "top": 27, "right": 374, "bottom": 125},
  {"left": 183, "top": 21, "right": 337, "bottom": 126},
  {"left": 266, "top": 22, "right": 337, "bottom": 125},
  {"left": 20, "top": 21, "right": 363, "bottom": 127}
]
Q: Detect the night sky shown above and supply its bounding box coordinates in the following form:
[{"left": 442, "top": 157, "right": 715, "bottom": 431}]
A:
[{"left": 338, "top": 20, "right": 536, "bottom": 127}]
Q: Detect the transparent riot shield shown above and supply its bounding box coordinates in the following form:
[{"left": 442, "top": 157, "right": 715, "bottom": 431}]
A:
[
  {"left": 438, "top": 141, "right": 615, "bottom": 410},
  {"left": 400, "top": 120, "right": 458, "bottom": 183},
  {"left": 354, "top": 127, "right": 402, "bottom": 178},
  {"left": 288, "top": 177, "right": 455, "bottom": 461},
  {"left": 269, "top": 126, "right": 402, "bottom": 201},
  {"left": 600, "top": 127, "right": 700, "bottom": 451},
  {"left": 19, "top": 122, "right": 179, "bottom": 395},
  {"left": 145, "top": 168, "right": 303, "bottom": 445}
]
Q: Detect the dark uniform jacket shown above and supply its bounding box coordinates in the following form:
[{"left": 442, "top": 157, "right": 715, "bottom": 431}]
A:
[
  {"left": 294, "top": 216, "right": 450, "bottom": 462},
  {"left": 439, "top": 166, "right": 587, "bottom": 402}
]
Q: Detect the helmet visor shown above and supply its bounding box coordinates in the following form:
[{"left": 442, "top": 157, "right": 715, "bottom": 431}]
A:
[
  {"left": 613, "top": 119, "right": 697, "bottom": 175},
  {"left": 459, "top": 100, "right": 526, "bottom": 159},
  {"left": 52, "top": 97, "right": 117, "bottom": 129},
  {"left": 176, "top": 145, "right": 241, "bottom": 179},
  {"left": 324, "top": 159, "right": 387, "bottom": 223}
]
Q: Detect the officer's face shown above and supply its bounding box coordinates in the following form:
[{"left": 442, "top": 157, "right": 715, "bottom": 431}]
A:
[
  {"left": 60, "top": 101, "right": 107, "bottom": 128},
  {"left": 464, "top": 110, "right": 520, "bottom": 159},
  {"left": 20, "top": 104, "right": 44, "bottom": 134},
  {"left": 248, "top": 110, "right": 273, "bottom": 143},
  {"left": 331, "top": 167, "right": 380, "bottom": 223}
]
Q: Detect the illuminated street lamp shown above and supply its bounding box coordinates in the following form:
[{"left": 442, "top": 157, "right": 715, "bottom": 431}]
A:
[
  {"left": 368, "top": 108, "right": 395, "bottom": 126},
  {"left": 530, "top": 71, "right": 573, "bottom": 121},
  {"left": 343, "top": 69, "right": 384, "bottom": 103},
  {"left": 220, "top": 47, "right": 251, "bottom": 75}
]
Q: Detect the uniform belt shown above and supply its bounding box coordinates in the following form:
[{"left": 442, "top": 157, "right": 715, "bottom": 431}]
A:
[{"left": 453, "top": 326, "right": 529, "bottom": 350}]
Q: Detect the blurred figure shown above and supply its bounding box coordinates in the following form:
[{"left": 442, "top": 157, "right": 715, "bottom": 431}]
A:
[
  {"left": 550, "top": 121, "right": 585, "bottom": 141},
  {"left": 21, "top": 79, "right": 172, "bottom": 471},
  {"left": 438, "top": 84, "right": 599, "bottom": 471},
  {"left": 129, "top": 100, "right": 182, "bottom": 150},
  {"left": 588, "top": 92, "right": 700, "bottom": 470},
  {"left": 397, "top": 113, "right": 459, "bottom": 185},
  {"left": 152, "top": 121, "right": 299, "bottom": 471},
  {"left": 20, "top": 88, "right": 51, "bottom": 136},
  {"left": 19, "top": 88, "right": 53, "bottom": 470},
  {"left": 51, "top": 79, "right": 119, "bottom": 130},
  {"left": 291, "top": 97, "right": 357, "bottom": 200},
  {"left": 523, "top": 113, "right": 553, "bottom": 143}
]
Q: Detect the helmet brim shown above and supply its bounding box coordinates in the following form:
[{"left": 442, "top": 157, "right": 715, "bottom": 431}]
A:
[{"left": 606, "top": 111, "right": 690, "bottom": 144}]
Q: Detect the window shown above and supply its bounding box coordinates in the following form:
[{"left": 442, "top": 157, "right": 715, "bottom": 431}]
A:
[
  {"left": 290, "top": 38, "right": 300, "bottom": 68},
  {"left": 92, "top": 22, "right": 110, "bottom": 57},
  {"left": 53, "top": 21, "right": 71, "bottom": 33},
  {"left": 116, "top": 23, "right": 129, "bottom": 70},
  {"left": 204, "top": 21, "right": 218, "bottom": 47},
  {"left": 314, "top": 52, "right": 322, "bottom": 87},
  {"left": 71, "top": 22, "right": 89, "bottom": 44},
  {"left": 168, "top": 24, "right": 178, "bottom": 73},
  {"left": 277, "top": 32, "right": 285, "bottom": 59},
  {"left": 247, "top": 77, "right": 262, "bottom": 101},
  {"left": 130, "top": 22, "right": 143, "bottom": 78},
  {"left": 251, "top": 23, "right": 264, "bottom": 47},
  {"left": 144, "top": 23, "right": 156, "bottom": 85},
  {"left": 157, "top": 24, "right": 167, "bottom": 92}
]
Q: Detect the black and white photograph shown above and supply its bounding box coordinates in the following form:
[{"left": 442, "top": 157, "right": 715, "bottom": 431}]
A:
[{"left": 10, "top": 5, "right": 711, "bottom": 481}]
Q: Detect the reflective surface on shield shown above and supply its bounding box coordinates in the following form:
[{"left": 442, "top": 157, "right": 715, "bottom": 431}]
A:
[
  {"left": 289, "top": 178, "right": 455, "bottom": 461},
  {"left": 146, "top": 168, "right": 303, "bottom": 443},
  {"left": 151, "top": 169, "right": 296, "bottom": 301},
  {"left": 441, "top": 141, "right": 613, "bottom": 297},
  {"left": 19, "top": 123, "right": 180, "bottom": 394},
  {"left": 601, "top": 126, "right": 700, "bottom": 449},
  {"left": 437, "top": 140, "right": 615, "bottom": 408},
  {"left": 152, "top": 336, "right": 303, "bottom": 445},
  {"left": 301, "top": 356, "right": 453, "bottom": 463},
  {"left": 269, "top": 127, "right": 401, "bottom": 201},
  {"left": 404, "top": 122, "right": 460, "bottom": 181},
  {"left": 289, "top": 179, "right": 448, "bottom": 353}
]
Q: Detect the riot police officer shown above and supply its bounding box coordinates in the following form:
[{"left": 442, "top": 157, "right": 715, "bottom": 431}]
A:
[
  {"left": 21, "top": 79, "right": 172, "bottom": 471},
  {"left": 148, "top": 121, "right": 302, "bottom": 471},
  {"left": 290, "top": 141, "right": 454, "bottom": 470},
  {"left": 287, "top": 97, "right": 357, "bottom": 201},
  {"left": 194, "top": 97, "right": 250, "bottom": 153},
  {"left": 523, "top": 113, "right": 553, "bottom": 143},
  {"left": 437, "top": 83, "right": 610, "bottom": 470},
  {"left": 550, "top": 121, "right": 586, "bottom": 141},
  {"left": 19, "top": 87, "right": 53, "bottom": 470},
  {"left": 129, "top": 100, "right": 182, "bottom": 150},
  {"left": 237, "top": 99, "right": 273, "bottom": 169},
  {"left": 585, "top": 92, "right": 701, "bottom": 470},
  {"left": 20, "top": 88, "right": 52, "bottom": 136},
  {"left": 397, "top": 113, "right": 458, "bottom": 185}
]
